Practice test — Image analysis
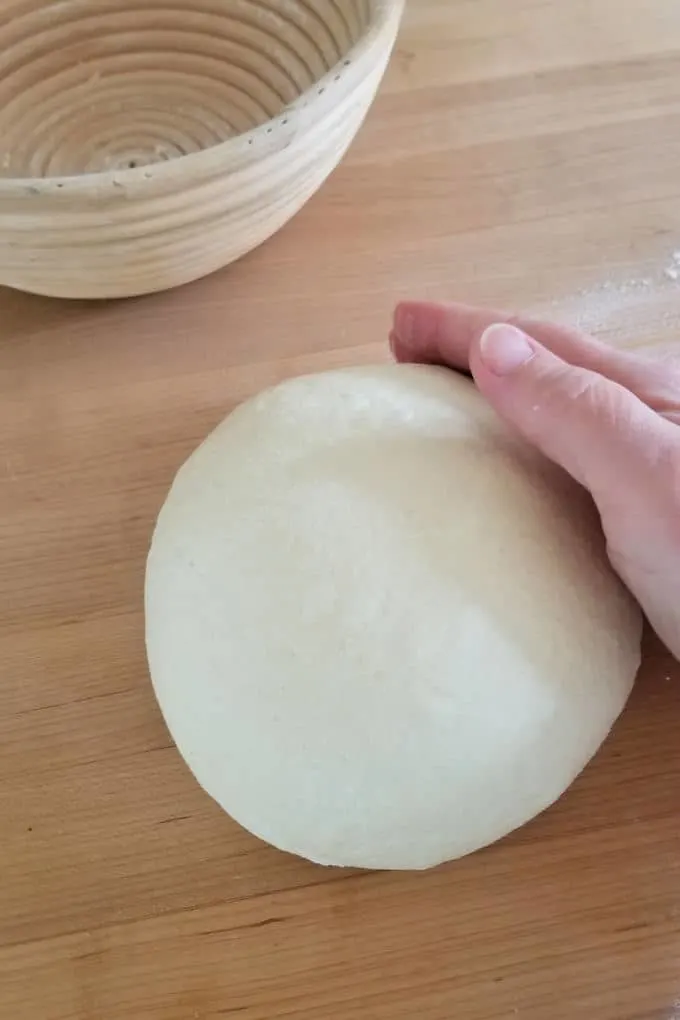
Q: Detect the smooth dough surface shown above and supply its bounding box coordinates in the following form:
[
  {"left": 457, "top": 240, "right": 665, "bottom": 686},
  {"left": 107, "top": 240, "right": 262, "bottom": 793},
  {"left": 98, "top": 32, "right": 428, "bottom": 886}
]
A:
[{"left": 145, "top": 364, "right": 642, "bottom": 870}]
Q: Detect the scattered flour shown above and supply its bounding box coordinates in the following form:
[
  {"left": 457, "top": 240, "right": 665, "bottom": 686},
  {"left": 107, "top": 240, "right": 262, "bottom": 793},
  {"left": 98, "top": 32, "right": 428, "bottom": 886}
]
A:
[
  {"left": 541, "top": 276, "right": 654, "bottom": 336},
  {"left": 664, "top": 249, "right": 680, "bottom": 281},
  {"left": 535, "top": 249, "right": 680, "bottom": 344}
]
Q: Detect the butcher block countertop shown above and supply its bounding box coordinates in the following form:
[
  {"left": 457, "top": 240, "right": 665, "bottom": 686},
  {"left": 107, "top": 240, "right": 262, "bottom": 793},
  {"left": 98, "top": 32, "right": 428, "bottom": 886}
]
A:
[{"left": 2, "top": 2, "right": 680, "bottom": 1018}]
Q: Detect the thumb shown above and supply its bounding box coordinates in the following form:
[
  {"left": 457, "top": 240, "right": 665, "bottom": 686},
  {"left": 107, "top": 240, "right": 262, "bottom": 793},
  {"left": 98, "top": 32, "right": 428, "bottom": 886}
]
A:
[{"left": 470, "top": 323, "right": 672, "bottom": 502}]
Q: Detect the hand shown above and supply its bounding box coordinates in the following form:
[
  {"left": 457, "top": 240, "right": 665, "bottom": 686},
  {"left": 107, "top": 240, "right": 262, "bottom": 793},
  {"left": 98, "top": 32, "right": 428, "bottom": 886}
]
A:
[{"left": 390, "top": 301, "right": 680, "bottom": 660}]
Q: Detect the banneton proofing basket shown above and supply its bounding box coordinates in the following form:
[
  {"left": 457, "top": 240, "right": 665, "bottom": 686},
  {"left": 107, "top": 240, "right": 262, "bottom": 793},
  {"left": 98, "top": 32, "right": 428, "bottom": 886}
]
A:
[{"left": 0, "top": 0, "right": 404, "bottom": 299}]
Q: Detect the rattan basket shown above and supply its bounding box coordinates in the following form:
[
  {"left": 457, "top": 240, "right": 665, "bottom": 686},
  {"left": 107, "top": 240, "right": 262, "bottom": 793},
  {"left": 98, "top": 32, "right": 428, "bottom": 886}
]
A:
[{"left": 0, "top": 0, "right": 404, "bottom": 298}]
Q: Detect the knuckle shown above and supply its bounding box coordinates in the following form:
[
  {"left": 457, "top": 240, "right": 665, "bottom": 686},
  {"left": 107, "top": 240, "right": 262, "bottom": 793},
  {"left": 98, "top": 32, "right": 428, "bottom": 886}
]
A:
[{"left": 541, "top": 365, "right": 614, "bottom": 423}]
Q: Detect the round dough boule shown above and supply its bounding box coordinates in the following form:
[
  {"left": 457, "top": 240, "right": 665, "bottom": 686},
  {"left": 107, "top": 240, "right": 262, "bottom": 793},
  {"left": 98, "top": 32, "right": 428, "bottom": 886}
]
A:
[{"left": 145, "top": 364, "right": 642, "bottom": 870}]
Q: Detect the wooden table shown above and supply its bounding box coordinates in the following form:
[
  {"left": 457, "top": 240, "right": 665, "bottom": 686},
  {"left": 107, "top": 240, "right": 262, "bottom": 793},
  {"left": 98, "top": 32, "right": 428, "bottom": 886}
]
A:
[{"left": 2, "top": 1, "right": 680, "bottom": 1017}]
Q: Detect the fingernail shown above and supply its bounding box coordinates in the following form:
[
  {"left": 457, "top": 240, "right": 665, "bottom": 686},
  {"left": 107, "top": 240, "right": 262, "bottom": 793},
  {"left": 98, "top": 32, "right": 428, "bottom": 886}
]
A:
[
  {"left": 394, "top": 306, "right": 416, "bottom": 348},
  {"left": 388, "top": 329, "right": 400, "bottom": 357},
  {"left": 479, "top": 324, "right": 535, "bottom": 376}
]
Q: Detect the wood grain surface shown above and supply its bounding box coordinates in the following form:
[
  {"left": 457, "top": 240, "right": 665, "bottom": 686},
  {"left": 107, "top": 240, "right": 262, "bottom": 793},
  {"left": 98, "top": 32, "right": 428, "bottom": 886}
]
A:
[{"left": 2, "top": 1, "right": 680, "bottom": 1018}]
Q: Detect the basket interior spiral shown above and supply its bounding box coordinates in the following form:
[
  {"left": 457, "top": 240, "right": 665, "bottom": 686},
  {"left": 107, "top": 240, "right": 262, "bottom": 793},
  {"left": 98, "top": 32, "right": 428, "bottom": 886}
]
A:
[{"left": 0, "top": 0, "right": 375, "bottom": 179}]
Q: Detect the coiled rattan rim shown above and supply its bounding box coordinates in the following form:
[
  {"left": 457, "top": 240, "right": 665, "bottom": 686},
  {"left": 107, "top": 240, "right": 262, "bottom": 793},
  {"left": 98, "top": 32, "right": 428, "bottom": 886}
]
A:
[{"left": 0, "top": 0, "right": 403, "bottom": 199}]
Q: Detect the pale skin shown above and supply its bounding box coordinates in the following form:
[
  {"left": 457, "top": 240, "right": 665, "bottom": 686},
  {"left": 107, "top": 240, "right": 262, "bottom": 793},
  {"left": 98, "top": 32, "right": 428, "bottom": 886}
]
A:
[{"left": 390, "top": 301, "right": 680, "bottom": 661}]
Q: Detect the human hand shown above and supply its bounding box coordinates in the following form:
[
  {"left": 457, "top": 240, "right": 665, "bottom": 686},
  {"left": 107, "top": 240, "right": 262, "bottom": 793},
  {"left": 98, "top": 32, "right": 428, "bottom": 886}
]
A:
[{"left": 390, "top": 301, "right": 680, "bottom": 660}]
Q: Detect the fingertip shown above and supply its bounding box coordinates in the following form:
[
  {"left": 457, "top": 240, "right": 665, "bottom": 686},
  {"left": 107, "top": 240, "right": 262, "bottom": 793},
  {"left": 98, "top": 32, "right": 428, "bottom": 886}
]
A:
[
  {"left": 389, "top": 329, "right": 410, "bottom": 362},
  {"left": 393, "top": 301, "right": 429, "bottom": 352},
  {"left": 393, "top": 300, "right": 474, "bottom": 369},
  {"left": 476, "top": 323, "right": 537, "bottom": 377}
]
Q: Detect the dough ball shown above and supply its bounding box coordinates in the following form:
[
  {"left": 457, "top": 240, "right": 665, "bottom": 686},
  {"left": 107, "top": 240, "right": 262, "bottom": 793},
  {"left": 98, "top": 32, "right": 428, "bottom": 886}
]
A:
[{"left": 145, "top": 364, "right": 641, "bottom": 871}]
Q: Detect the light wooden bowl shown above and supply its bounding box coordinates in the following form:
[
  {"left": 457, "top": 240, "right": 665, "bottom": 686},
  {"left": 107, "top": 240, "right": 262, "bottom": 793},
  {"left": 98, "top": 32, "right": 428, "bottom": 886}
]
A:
[{"left": 0, "top": 0, "right": 404, "bottom": 299}]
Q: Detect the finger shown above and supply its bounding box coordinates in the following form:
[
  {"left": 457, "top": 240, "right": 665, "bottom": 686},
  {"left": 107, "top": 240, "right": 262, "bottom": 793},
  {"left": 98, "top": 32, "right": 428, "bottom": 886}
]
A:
[
  {"left": 392, "top": 301, "right": 610, "bottom": 369},
  {"left": 392, "top": 301, "right": 680, "bottom": 419},
  {"left": 469, "top": 323, "right": 676, "bottom": 502}
]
